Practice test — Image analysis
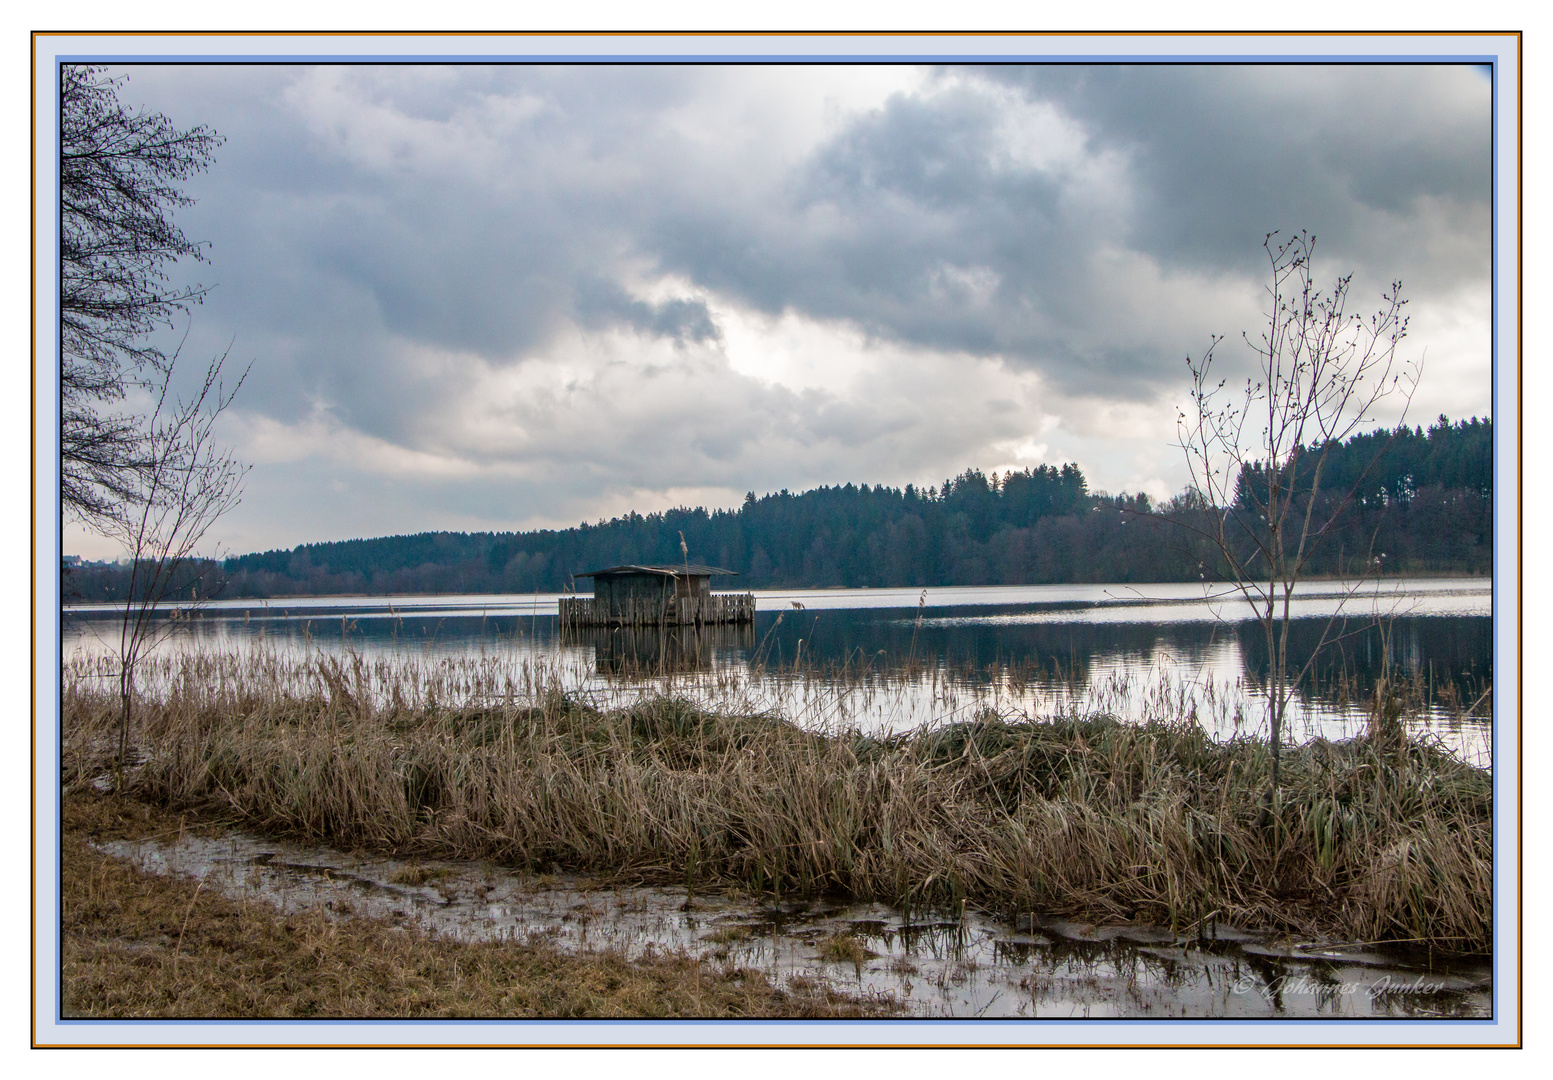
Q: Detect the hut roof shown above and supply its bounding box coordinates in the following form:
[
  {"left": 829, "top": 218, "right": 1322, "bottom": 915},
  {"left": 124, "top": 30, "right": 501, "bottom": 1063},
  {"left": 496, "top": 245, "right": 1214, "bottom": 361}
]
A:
[{"left": 574, "top": 564, "right": 738, "bottom": 578}]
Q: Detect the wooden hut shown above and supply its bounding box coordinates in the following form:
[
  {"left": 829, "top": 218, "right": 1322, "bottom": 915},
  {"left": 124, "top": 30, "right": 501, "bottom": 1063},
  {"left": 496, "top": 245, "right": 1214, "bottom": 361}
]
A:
[{"left": 559, "top": 564, "right": 755, "bottom": 628}]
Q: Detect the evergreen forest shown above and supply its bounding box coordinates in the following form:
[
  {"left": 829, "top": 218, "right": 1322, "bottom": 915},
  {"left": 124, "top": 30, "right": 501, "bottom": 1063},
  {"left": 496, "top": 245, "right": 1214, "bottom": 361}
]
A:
[{"left": 66, "top": 417, "right": 1492, "bottom": 602}]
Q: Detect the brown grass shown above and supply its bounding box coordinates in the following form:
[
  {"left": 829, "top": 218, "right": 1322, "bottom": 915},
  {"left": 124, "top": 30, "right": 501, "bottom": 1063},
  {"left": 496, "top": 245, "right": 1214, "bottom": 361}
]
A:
[
  {"left": 60, "top": 792, "right": 893, "bottom": 1019},
  {"left": 62, "top": 651, "right": 1493, "bottom": 954},
  {"left": 816, "top": 932, "right": 878, "bottom": 966},
  {"left": 388, "top": 863, "right": 453, "bottom": 886}
]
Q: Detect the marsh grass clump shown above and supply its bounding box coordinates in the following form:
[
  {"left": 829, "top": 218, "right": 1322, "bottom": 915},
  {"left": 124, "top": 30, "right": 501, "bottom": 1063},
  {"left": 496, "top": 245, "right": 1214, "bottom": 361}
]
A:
[
  {"left": 62, "top": 651, "right": 1492, "bottom": 953},
  {"left": 389, "top": 864, "right": 453, "bottom": 887},
  {"left": 702, "top": 924, "right": 755, "bottom": 945},
  {"left": 816, "top": 931, "right": 878, "bottom": 967}
]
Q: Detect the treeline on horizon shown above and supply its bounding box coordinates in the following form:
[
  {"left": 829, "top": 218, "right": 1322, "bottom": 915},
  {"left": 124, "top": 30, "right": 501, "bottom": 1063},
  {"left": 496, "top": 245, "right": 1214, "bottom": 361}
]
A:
[{"left": 67, "top": 417, "right": 1492, "bottom": 603}]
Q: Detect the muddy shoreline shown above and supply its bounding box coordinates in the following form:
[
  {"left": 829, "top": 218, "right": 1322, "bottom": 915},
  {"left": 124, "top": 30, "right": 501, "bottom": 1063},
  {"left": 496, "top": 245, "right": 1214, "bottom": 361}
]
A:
[{"left": 61, "top": 793, "right": 893, "bottom": 1019}]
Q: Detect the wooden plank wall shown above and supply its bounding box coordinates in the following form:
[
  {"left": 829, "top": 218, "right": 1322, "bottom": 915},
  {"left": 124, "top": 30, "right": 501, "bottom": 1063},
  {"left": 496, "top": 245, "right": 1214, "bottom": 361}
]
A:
[{"left": 559, "top": 593, "right": 756, "bottom": 628}]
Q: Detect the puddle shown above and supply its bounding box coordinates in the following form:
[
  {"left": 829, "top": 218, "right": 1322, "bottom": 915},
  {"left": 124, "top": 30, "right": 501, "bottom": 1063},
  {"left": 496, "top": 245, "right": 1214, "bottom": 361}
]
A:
[{"left": 98, "top": 830, "right": 1492, "bottom": 1019}]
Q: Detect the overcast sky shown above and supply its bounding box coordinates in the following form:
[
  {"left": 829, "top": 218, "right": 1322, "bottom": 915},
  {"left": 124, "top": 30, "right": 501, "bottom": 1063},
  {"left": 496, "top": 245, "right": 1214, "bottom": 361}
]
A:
[{"left": 62, "top": 62, "right": 1493, "bottom": 560}]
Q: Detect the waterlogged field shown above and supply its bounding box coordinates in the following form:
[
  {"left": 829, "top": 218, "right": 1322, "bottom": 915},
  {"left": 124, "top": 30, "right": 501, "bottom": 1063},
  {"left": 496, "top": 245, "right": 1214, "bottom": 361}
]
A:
[{"left": 91, "top": 821, "right": 1490, "bottom": 1019}]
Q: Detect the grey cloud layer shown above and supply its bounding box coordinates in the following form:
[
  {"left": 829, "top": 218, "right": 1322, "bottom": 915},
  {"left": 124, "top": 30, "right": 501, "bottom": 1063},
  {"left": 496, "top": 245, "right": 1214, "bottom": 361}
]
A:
[
  {"left": 985, "top": 65, "right": 1491, "bottom": 289},
  {"left": 106, "top": 63, "right": 1490, "bottom": 549}
]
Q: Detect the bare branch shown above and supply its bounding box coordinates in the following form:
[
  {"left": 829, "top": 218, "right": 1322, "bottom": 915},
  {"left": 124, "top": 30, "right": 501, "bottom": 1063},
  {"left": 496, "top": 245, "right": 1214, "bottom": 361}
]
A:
[
  {"left": 1173, "top": 230, "right": 1419, "bottom": 789},
  {"left": 60, "top": 64, "right": 225, "bottom": 529}
]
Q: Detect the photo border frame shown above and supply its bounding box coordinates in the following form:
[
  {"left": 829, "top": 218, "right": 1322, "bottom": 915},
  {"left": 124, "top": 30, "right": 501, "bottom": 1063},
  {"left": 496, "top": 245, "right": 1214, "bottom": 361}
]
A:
[{"left": 30, "top": 28, "right": 1523, "bottom": 1049}]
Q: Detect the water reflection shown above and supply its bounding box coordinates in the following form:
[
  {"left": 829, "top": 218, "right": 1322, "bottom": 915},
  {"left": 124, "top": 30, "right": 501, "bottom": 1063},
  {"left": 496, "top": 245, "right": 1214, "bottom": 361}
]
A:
[
  {"left": 62, "top": 580, "right": 1493, "bottom": 764},
  {"left": 572, "top": 623, "right": 757, "bottom": 678},
  {"left": 98, "top": 826, "right": 1493, "bottom": 1019}
]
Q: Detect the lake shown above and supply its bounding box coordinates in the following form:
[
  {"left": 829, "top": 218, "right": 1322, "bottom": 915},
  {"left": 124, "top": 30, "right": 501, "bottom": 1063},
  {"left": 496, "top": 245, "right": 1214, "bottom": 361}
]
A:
[{"left": 62, "top": 577, "right": 1494, "bottom": 766}]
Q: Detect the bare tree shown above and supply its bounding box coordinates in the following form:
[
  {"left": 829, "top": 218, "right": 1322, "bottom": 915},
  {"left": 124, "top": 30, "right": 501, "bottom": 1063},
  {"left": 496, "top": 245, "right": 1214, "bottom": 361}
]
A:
[
  {"left": 60, "top": 64, "right": 223, "bottom": 527},
  {"left": 1176, "top": 231, "right": 1418, "bottom": 790},
  {"left": 103, "top": 348, "right": 248, "bottom": 770}
]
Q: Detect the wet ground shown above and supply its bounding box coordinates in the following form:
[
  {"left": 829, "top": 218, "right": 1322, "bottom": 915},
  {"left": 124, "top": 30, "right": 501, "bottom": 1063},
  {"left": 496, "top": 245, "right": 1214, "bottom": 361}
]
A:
[{"left": 97, "top": 827, "right": 1492, "bottom": 1019}]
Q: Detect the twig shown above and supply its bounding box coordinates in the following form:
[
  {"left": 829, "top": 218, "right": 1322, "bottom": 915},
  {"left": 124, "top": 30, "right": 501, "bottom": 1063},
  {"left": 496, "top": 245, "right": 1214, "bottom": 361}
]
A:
[{"left": 170, "top": 880, "right": 205, "bottom": 982}]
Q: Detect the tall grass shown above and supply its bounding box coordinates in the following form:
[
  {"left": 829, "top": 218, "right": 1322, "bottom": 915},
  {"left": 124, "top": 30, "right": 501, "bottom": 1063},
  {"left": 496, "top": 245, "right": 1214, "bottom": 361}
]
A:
[{"left": 62, "top": 649, "right": 1492, "bottom": 953}]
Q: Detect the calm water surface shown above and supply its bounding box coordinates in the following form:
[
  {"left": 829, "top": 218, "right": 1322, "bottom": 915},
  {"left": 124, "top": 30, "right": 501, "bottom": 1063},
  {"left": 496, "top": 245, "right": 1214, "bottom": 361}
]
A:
[{"left": 64, "top": 578, "right": 1494, "bottom": 765}]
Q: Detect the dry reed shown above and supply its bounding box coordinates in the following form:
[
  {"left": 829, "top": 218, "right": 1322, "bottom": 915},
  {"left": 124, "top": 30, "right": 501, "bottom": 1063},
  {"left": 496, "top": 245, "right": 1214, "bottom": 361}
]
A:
[{"left": 62, "top": 648, "right": 1492, "bottom": 954}]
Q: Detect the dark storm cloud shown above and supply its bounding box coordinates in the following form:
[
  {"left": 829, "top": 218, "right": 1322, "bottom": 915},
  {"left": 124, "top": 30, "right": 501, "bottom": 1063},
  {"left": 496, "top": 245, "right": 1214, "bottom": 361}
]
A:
[
  {"left": 647, "top": 78, "right": 1132, "bottom": 393},
  {"left": 980, "top": 64, "right": 1492, "bottom": 284},
  {"left": 643, "top": 65, "right": 1488, "bottom": 396},
  {"left": 160, "top": 63, "right": 1487, "bottom": 408}
]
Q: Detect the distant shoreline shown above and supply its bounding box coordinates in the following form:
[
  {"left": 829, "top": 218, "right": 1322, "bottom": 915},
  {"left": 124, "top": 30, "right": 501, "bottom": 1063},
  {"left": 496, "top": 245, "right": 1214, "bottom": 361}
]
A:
[{"left": 60, "top": 569, "right": 1493, "bottom": 609}]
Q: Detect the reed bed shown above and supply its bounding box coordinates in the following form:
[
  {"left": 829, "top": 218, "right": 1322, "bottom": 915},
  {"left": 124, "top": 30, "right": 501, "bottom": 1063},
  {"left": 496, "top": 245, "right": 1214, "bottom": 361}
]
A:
[{"left": 62, "top": 648, "right": 1493, "bottom": 954}]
